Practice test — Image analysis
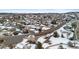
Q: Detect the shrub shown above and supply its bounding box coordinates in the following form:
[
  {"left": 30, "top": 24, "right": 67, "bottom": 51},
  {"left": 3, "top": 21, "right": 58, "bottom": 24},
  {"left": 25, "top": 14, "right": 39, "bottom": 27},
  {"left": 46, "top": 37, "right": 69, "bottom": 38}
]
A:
[
  {"left": 36, "top": 42, "right": 43, "bottom": 49},
  {"left": 58, "top": 43, "right": 64, "bottom": 49},
  {"left": 38, "top": 28, "right": 42, "bottom": 32},
  {"left": 13, "top": 31, "right": 19, "bottom": 35},
  {"left": 0, "top": 40, "right": 4, "bottom": 44},
  {"left": 53, "top": 31, "right": 59, "bottom": 38},
  {"left": 61, "top": 34, "right": 64, "bottom": 38},
  {"left": 68, "top": 41, "right": 74, "bottom": 47},
  {"left": 71, "top": 22, "right": 77, "bottom": 29},
  {"left": 51, "top": 20, "right": 56, "bottom": 24},
  {"left": 69, "top": 37, "right": 74, "bottom": 40},
  {"left": 58, "top": 45, "right": 64, "bottom": 49}
]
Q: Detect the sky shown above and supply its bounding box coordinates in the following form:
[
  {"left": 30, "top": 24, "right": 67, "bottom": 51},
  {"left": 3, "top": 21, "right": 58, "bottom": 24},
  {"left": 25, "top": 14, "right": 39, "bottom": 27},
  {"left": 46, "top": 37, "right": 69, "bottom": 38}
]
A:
[{"left": 0, "top": 9, "right": 79, "bottom": 13}]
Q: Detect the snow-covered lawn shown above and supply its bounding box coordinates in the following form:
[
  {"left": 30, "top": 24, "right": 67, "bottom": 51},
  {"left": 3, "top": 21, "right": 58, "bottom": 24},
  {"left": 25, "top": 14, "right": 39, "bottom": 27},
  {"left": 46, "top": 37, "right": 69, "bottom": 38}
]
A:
[
  {"left": 36, "top": 22, "right": 77, "bottom": 49},
  {"left": 49, "top": 37, "right": 70, "bottom": 45}
]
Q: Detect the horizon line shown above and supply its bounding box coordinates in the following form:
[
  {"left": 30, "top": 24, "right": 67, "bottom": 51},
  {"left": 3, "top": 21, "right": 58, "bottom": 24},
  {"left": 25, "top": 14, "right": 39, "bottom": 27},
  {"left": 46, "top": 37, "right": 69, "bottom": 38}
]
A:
[{"left": 0, "top": 9, "right": 78, "bottom": 13}]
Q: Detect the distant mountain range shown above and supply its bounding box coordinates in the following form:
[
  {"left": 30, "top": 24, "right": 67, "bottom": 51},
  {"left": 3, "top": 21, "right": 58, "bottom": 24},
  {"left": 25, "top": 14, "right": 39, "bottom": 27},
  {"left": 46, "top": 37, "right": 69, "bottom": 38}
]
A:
[{"left": 0, "top": 9, "right": 79, "bottom": 13}]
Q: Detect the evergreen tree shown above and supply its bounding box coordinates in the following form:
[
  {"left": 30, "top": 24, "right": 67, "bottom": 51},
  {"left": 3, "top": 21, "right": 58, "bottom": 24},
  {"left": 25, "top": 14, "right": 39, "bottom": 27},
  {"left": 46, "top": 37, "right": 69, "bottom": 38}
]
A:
[
  {"left": 53, "top": 31, "right": 59, "bottom": 38},
  {"left": 51, "top": 20, "right": 56, "bottom": 24},
  {"left": 61, "top": 34, "right": 64, "bottom": 38},
  {"left": 36, "top": 42, "right": 43, "bottom": 49}
]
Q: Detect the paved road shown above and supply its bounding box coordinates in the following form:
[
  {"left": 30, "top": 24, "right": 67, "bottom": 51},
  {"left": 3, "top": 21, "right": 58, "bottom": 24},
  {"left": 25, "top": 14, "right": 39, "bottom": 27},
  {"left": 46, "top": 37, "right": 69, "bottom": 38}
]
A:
[{"left": 35, "top": 21, "right": 66, "bottom": 36}]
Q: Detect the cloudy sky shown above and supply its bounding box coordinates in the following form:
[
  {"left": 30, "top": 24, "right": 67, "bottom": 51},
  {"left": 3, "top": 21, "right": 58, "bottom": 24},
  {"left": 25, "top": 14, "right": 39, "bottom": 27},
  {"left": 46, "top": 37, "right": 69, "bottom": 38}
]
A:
[{"left": 0, "top": 9, "right": 79, "bottom": 13}]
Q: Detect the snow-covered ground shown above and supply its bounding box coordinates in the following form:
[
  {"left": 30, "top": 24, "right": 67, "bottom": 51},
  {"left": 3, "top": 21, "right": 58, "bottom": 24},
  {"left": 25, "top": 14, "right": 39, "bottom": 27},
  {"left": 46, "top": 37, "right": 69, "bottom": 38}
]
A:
[
  {"left": 0, "top": 20, "right": 79, "bottom": 49},
  {"left": 14, "top": 21, "right": 75, "bottom": 49}
]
